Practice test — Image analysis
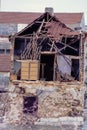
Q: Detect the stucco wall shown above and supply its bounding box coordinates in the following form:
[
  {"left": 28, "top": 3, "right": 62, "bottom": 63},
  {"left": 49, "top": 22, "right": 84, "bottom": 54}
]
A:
[{"left": 57, "top": 55, "right": 71, "bottom": 75}]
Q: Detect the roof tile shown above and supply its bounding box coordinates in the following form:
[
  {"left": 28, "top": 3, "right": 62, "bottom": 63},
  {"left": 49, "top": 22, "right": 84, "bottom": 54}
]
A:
[{"left": 0, "top": 12, "right": 83, "bottom": 24}]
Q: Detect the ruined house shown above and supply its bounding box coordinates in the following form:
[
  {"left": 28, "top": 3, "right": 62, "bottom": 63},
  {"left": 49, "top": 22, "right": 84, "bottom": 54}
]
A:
[
  {"left": 4, "top": 10, "right": 85, "bottom": 123},
  {"left": 0, "top": 9, "right": 86, "bottom": 125},
  {"left": 12, "top": 11, "right": 84, "bottom": 82},
  {"left": 0, "top": 11, "right": 85, "bottom": 83}
]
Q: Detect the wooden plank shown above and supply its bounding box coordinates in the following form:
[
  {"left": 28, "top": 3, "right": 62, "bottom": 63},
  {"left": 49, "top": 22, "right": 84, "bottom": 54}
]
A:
[
  {"left": 50, "top": 41, "right": 55, "bottom": 51},
  {"left": 21, "top": 62, "right": 29, "bottom": 67},
  {"left": 21, "top": 72, "right": 28, "bottom": 74},
  {"left": 30, "top": 72, "right": 38, "bottom": 75},
  {"left": 21, "top": 61, "right": 29, "bottom": 64},
  {"left": 30, "top": 74, "right": 38, "bottom": 77},
  {"left": 37, "top": 19, "right": 45, "bottom": 33},
  {"left": 29, "top": 76, "right": 38, "bottom": 80},
  {"left": 21, "top": 76, "right": 29, "bottom": 80},
  {"left": 21, "top": 64, "right": 29, "bottom": 68},
  {"left": 21, "top": 74, "right": 28, "bottom": 76},
  {"left": 30, "top": 63, "right": 38, "bottom": 68},
  {"left": 21, "top": 61, "right": 29, "bottom": 80},
  {"left": 21, "top": 72, "right": 29, "bottom": 76},
  {"left": 21, "top": 60, "right": 39, "bottom": 81},
  {"left": 21, "top": 74, "right": 29, "bottom": 77},
  {"left": 30, "top": 71, "right": 38, "bottom": 75},
  {"left": 30, "top": 68, "right": 38, "bottom": 72},
  {"left": 30, "top": 76, "right": 38, "bottom": 79},
  {"left": 41, "top": 51, "right": 56, "bottom": 54},
  {"left": 21, "top": 67, "right": 29, "bottom": 71}
]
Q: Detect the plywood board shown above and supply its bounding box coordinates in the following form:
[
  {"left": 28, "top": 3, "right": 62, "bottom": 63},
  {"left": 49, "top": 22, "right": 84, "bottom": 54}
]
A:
[
  {"left": 30, "top": 63, "right": 38, "bottom": 68},
  {"left": 21, "top": 67, "right": 29, "bottom": 71},
  {"left": 21, "top": 76, "right": 29, "bottom": 80},
  {"left": 21, "top": 62, "right": 29, "bottom": 68},
  {"left": 30, "top": 71, "right": 38, "bottom": 75},
  {"left": 30, "top": 68, "right": 38, "bottom": 72},
  {"left": 21, "top": 60, "right": 39, "bottom": 81},
  {"left": 29, "top": 76, "right": 38, "bottom": 80}
]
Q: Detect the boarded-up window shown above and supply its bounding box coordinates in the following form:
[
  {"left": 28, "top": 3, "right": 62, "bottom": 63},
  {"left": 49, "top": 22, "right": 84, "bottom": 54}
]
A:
[{"left": 21, "top": 60, "right": 39, "bottom": 81}]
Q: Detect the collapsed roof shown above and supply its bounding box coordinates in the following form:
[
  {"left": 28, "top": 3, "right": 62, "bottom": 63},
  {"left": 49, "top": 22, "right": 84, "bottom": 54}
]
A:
[
  {"left": 13, "top": 12, "right": 84, "bottom": 81},
  {"left": 16, "top": 12, "right": 79, "bottom": 37},
  {"left": 14, "top": 12, "right": 80, "bottom": 60}
]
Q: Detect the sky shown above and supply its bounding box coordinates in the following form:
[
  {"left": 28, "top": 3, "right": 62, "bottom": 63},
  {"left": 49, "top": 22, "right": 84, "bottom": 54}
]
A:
[{"left": 1, "top": 0, "right": 87, "bottom": 24}]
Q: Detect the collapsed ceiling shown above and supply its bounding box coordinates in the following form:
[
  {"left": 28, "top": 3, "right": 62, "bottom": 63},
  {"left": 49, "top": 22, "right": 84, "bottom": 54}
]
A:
[{"left": 14, "top": 12, "right": 80, "bottom": 60}]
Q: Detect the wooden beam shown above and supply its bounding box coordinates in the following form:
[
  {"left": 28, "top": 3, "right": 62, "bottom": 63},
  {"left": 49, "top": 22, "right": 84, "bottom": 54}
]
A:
[
  {"left": 35, "top": 21, "right": 48, "bottom": 24},
  {"left": 59, "top": 41, "right": 77, "bottom": 52},
  {"left": 15, "top": 35, "right": 33, "bottom": 39},
  {"left": 41, "top": 51, "right": 56, "bottom": 54},
  {"left": 47, "top": 40, "right": 71, "bottom": 66},
  {"left": 37, "top": 19, "right": 45, "bottom": 34},
  {"left": 69, "top": 56, "right": 81, "bottom": 59},
  {"left": 48, "top": 35, "right": 78, "bottom": 52},
  {"left": 50, "top": 41, "right": 55, "bottom": 51}
]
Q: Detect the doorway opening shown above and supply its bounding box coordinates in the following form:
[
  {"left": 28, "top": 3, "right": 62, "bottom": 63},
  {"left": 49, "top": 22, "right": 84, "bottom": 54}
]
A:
[
  {"left": 40, "top": 54, "right": 55, "bottom": 81},
  {"left": 23, "top": 96, "right": 38, "bottom": 115},
  {"left": 71, "top": 59, "right": 79, "bottom": 80}
]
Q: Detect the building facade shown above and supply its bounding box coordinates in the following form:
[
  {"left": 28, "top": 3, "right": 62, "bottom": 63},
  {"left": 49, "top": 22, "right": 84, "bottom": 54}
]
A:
[{"left": 0, "top": 9, "right": 86, "bottom": 125}]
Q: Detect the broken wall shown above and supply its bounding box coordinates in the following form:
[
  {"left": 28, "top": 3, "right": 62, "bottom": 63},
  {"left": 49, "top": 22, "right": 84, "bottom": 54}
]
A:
[
  {"left": 38, "top": 82, "right": 83, "bottom": 118},
  {"left": 1, "top": 81, "right": 83, "bottom": 125}
]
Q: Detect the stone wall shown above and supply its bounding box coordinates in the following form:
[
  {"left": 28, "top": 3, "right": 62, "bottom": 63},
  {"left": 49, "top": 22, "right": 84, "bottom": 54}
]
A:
[
  {"left": 0, "top": 81, "right": 84, "bottom": 125},
  {"left": 38, "top": 85, "right": 83, "bottom": 118},
  {"left": 4, "top": 93, "right": 23, "bottom": 124}
]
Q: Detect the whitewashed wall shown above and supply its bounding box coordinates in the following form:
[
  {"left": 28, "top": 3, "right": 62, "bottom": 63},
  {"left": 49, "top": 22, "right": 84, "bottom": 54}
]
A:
[
  {"left": 57, "top": 55, "right": 71, "bottom": 75},
  {"left": 18, "top": 24, "right": 28, "bottom": 32}
]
